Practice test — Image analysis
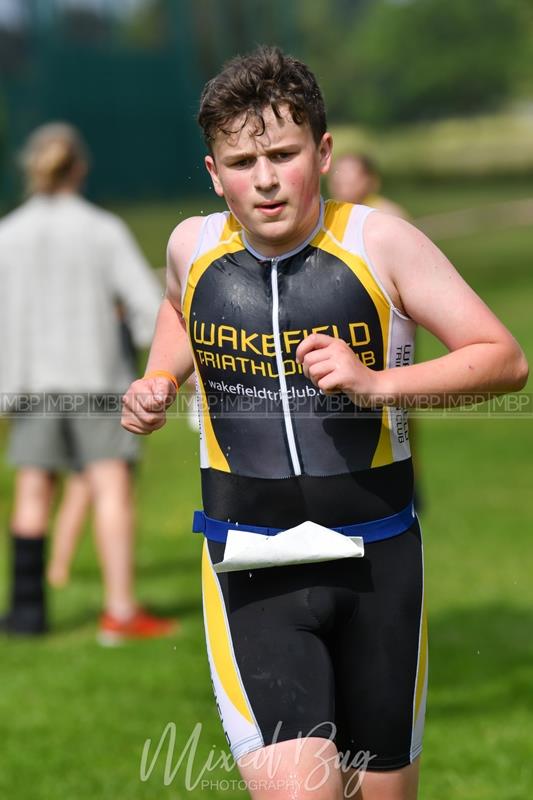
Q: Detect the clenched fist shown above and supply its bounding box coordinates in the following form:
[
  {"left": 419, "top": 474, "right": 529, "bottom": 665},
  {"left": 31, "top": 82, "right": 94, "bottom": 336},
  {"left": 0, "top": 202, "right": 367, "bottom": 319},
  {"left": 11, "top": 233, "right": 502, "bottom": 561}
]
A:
[
  {"left": 296, "top": 333, "right": 379, "bottom": 404},
  {"left": 121, "top": 376, "right": 177, "bottom": 435}
]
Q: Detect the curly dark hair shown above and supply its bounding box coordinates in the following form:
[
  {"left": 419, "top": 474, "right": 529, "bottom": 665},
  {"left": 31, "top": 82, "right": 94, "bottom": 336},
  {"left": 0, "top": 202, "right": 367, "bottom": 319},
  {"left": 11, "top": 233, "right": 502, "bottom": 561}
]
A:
[{"left": 198, "top": 46, "right": 327, "bottom": 151}]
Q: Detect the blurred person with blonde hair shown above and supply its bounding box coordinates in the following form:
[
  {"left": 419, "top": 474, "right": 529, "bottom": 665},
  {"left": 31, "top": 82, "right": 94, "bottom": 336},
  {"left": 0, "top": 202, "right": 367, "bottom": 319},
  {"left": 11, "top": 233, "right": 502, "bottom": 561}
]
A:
[
  {"left": 328, "top": 152, "right": 409, "bottom": 219},
  {"left": 0, "top": 122, "right": 177, "bottom": 642}
]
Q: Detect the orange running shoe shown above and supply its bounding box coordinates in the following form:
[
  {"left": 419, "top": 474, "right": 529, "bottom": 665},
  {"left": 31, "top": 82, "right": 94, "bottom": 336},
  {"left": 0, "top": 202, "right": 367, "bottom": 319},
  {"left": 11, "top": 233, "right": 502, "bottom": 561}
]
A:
[{"left": 97, "top": 608, "right": 179, "bottom": 646}]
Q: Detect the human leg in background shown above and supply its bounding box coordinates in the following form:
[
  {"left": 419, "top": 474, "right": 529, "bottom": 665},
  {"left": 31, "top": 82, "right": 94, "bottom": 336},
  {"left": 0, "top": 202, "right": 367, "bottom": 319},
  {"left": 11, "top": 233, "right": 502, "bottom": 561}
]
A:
[
  {"left": 47, "top": 471, "right": 91, "bottom": 587},
  {"left": 85, "top": 459, "right": 136, "bottom": 620},
  {"left": 2, "top": 467, "right": 56, "bottom": 634},
  {"left": 86, "top": 458, "right": 178, "bottom": 643}
]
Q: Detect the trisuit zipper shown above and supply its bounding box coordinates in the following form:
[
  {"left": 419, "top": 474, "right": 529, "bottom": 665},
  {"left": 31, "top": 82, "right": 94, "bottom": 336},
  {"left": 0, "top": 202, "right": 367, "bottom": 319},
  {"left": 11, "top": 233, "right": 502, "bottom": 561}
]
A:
[{"left": 270, "top": 257, "right": 302, "bottom": 476}]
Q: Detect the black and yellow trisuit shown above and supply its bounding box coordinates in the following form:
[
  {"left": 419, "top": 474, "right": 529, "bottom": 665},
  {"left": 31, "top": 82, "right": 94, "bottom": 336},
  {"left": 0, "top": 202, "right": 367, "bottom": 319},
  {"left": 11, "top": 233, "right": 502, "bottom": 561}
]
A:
[{"left": 181, "top": 200, "right": 427, "bottom": 769}]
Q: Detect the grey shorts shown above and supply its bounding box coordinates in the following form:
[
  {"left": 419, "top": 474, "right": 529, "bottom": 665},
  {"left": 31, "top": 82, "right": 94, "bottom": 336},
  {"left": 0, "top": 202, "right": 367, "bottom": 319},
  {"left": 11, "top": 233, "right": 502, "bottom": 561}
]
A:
[{"left": 8, "top": 394, "right": 139, "bottom": 471}]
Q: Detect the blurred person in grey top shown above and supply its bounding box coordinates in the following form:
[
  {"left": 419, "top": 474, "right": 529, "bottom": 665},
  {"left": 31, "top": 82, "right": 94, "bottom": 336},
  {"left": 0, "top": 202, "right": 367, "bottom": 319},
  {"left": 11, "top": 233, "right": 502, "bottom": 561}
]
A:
[
  {"left": 0, "top": 122, "right": 178, "bottom": 642},
  {"left": 0, "top": 135, "right": 157, "bottom": 396}
]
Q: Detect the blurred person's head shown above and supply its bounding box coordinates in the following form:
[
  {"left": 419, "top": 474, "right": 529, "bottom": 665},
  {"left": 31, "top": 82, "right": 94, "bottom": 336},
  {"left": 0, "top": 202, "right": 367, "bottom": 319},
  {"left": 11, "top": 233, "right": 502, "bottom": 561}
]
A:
[
  {"left": 20, "top": 122, "right": 89, "bottom": 196},
  {"left": 328, "top": 153, "right": 380, "bottom": 204}
]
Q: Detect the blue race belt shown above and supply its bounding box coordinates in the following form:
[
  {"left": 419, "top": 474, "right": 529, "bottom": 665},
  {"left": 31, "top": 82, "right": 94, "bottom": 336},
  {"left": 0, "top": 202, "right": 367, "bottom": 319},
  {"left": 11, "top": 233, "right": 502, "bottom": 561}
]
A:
[{"left": 192, "top": 502, "right": 416, "bottom": 545}]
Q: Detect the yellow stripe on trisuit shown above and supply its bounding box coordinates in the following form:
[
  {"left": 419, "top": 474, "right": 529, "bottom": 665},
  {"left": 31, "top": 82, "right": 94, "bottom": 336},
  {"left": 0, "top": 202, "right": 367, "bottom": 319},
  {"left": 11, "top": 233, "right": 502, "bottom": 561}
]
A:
[
  {"left": 201, "top": 542, "right": 254, "bottom": 724},
  {"left": 371, "top": 407, "right": 394, "bottom": 468},
  {"left": 183, "top": 230, "right": 245, "bottom": 473},
  {"left": 220, "top": 213, "right": 242, "bottom": 241},
  {"left": 323, "top": 200, "right": 353, "bottom": 243},
  {"left": 311, "top": 228, "right": 394, "bottom": 467}
]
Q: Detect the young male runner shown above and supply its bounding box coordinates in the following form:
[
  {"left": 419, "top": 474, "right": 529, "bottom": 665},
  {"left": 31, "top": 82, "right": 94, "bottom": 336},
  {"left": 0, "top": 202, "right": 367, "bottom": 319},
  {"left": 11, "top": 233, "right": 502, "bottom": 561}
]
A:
[{"left": 122, "top": 47, "right": 528, "bottom": 800}]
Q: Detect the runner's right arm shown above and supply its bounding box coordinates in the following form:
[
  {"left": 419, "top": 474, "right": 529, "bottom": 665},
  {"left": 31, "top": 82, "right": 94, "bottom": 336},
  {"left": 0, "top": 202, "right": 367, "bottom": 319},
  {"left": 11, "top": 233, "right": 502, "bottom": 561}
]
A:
[{"left": 121, "top": 217, "right": 203, "bottom": 434}]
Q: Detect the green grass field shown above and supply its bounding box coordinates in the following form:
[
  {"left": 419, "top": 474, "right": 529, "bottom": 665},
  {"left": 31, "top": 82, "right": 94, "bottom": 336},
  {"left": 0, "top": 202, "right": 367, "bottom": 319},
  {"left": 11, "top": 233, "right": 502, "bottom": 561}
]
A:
[{"left": 1, "top": 181, "right": 532, "bottom": 799}]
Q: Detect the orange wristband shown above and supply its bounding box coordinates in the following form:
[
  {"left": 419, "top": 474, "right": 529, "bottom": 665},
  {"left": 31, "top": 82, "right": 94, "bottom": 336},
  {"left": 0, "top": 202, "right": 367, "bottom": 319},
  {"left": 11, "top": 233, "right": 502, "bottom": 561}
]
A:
[{"left": 144, "top": 370, "right": 179, "bottom": 391}]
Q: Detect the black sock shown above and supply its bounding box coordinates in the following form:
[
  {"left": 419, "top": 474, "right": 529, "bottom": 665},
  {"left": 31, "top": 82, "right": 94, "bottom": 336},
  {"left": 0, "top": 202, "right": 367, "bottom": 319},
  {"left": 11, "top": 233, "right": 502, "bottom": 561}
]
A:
[{"left": 4, "top": 533, "right": 47, "bottom": 634}]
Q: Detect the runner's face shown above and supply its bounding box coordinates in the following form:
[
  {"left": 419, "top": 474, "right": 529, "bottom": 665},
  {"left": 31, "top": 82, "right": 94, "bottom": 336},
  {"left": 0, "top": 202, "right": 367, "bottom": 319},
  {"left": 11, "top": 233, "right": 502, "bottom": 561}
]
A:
[{"left": 205, "top": 105, "right": 332, "bottom": 256}]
